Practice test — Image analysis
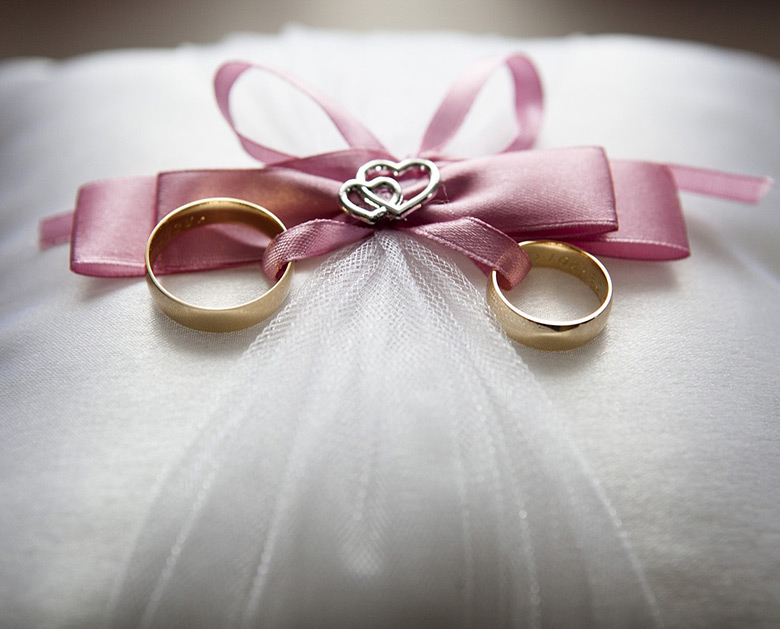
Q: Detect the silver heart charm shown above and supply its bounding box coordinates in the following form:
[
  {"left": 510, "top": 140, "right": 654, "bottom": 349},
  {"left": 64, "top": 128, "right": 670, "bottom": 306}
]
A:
[
  {"left": 339, "top": 176, "right": 403, "bottom": 224},
  {"left": 339, "top": 158, "right": 440, "bottom": 224}
]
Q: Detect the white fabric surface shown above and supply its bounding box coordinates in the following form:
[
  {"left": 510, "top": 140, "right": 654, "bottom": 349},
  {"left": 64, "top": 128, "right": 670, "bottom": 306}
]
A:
[{"left": 1, "top": 27, "right": 779, "bottom": 628}]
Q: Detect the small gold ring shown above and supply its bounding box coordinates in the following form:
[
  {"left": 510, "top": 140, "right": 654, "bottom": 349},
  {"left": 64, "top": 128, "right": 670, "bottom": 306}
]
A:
[
  {"left": 145, "top": 198, "right": 293, "bottom": 332},
  {"left": 488, "top": 241, "right": 612, "bottom": 351}
]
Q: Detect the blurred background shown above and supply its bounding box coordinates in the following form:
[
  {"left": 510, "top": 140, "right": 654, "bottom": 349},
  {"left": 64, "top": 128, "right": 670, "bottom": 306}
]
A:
[{"left": 1, "top": 0, "right": 778, "bottom": 60}]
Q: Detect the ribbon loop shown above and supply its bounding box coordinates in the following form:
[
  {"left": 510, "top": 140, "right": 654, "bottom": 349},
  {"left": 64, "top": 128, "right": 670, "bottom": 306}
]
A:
[
  {"left": 216, "top": 61, "right": 389, "bottom": 164},
  {"left": 402, "top": 217, "right": 532, "bottom": 289},
  {"left": 262, "top": 219, "right": 373, "bottom": 280},
  {"left": 418, "top": 53, "right": 543, "bottom": 156}
]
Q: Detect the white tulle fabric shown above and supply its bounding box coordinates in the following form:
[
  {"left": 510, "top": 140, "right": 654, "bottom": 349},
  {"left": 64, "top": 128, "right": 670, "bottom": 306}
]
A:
[{"left": 110, "top": 233, "right": 657, "bottom": 628}]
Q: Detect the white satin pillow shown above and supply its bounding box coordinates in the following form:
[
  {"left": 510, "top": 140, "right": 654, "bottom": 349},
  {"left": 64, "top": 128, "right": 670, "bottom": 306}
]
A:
[{"left": 1, "top": 28, "right": 778, "bottom": 628}]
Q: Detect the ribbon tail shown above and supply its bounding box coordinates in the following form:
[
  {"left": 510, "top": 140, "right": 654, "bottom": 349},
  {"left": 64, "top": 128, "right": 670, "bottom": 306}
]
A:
[
  {"left": 665, "top": 163, "right": 773, "bottom": 203},
  {"left": 401, "top": 217, "right": 531, "bottom": 289},
  {"left": 39, "top": 211, "right": 75, "bottom": 249},
  {"left": 569, "top": 160, "right": 773, "bottom": 261}
]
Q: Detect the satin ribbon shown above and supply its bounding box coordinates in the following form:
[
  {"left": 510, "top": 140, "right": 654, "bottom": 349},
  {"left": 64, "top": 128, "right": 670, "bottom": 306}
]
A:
[{"left": 40, "top": 54, "right": 772, "bottom": 289}]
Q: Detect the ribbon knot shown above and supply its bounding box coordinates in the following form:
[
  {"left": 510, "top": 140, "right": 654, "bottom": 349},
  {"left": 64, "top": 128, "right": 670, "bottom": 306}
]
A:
[
  {"left": 338, "top": 158, "right": 441, "bottom": 224},
  {"left": 40, "top": 54, "right": 772, "bottom": 287}
]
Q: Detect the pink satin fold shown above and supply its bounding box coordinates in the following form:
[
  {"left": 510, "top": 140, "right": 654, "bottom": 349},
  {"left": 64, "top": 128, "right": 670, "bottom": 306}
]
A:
[{"left": 40, "top": 53, "right": 772, "bottom": 289}]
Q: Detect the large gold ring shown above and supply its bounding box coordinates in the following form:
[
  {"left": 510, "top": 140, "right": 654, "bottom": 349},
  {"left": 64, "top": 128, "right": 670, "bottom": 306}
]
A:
[
  {"left": 488, "top": 241, "right": 612, "bottom": 351},
  {"left": 145, "top": 198, "right": 293, "bottom": 332}
]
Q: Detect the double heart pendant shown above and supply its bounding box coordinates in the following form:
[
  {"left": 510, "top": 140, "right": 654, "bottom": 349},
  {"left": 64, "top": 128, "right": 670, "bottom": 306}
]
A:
[{"left": 339, "top": 158, "right": 441, "bottom": 224}]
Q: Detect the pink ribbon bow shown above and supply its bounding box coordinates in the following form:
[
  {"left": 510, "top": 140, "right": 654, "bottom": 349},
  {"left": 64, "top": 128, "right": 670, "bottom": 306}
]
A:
[{"left": 40, "top": 54, "right": 771, "bottom": 289}]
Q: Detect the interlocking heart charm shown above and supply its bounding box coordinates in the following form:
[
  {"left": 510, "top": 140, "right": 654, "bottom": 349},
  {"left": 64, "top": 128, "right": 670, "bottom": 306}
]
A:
[{"left": 339, "top": 158, "right": 440, "bottom": 224}]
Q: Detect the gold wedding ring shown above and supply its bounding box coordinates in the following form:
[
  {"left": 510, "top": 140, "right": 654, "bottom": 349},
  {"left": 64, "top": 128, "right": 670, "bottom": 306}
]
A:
[
  {"left": 488, "top": 241, "right": 612, "bottom": 351},
  {"left": 145, "top": 198, "right": 293, "bottom": 332}
]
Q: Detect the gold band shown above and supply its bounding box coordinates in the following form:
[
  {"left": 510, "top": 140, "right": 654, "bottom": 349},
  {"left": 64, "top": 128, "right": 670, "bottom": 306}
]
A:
[
  {"left": 487, "top": 241, "right": 612, "bottom": 351},
  {"left": 145, "top": 198, "right": 293, "bottom": 332}
]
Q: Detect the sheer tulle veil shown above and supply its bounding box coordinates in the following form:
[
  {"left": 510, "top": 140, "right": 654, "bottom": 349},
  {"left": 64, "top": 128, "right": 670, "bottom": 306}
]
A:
[{"left": 110, "top": 232, "right": 661, "bottom": 628}]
